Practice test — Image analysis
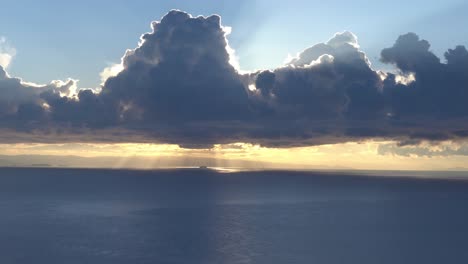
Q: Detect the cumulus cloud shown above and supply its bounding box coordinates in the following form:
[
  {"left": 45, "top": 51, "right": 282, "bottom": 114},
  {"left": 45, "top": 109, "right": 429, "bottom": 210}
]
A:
[
  {"left": 0, "top": 37, "right": 16, "bottom": 69},
  {"left": 1, "top": 10, "right": 468, "bottom": 148},
  {"left": 380, "top": 33, "right": 468, "bottom": 141},
  {"left": 99, "top": 63, "right": 124, "bottom": 85},
  {"left": 0, "top": 65, "right": 80, "bottom": 133},
  {"left": 103, "top": 10, "right": 250, "bottom": 124},
  {"left": 253, "top": 30, "right": 382, "bottom": 121}
]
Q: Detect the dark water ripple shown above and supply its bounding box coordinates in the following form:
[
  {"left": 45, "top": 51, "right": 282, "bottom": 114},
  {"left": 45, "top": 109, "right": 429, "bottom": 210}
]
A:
[{"left": 0, "top": 168, "right": 467, "bottom": 264}]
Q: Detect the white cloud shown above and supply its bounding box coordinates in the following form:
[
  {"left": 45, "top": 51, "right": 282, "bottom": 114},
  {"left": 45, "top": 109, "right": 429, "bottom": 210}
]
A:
[
  {"left": 327, "top": 31, "right": 360, "bottom": 49},
  {"left": 99, "top": 63, "right": 124, "bottom": 84},
  {"left": 222, "top": 25, "right": 244, "bottom": 73},
  {"left": 395, "top": 72, "right": 416, "bottom": 85},
  {"left": 0, "top": 37, "right": 16, "bottom": 69}
]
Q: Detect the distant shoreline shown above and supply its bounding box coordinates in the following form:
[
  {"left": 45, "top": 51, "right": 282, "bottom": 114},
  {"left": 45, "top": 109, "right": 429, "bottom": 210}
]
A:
[{"left": 0, "top": 166, "right": 467, "bottom": 182}]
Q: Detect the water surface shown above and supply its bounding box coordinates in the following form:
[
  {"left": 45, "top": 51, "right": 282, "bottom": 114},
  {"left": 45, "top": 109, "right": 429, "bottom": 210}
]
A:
[{"left": 0, "top": 168, "right": 467, "bottom": 264}]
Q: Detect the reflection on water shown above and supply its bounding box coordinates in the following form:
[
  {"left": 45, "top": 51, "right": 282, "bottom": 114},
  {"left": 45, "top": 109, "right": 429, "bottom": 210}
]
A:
[{"left": 0, "top": 168, "right": 467, "bottom": 264}]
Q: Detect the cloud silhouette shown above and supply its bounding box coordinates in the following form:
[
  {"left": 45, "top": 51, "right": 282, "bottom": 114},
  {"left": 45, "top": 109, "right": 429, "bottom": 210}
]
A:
[
  {"left": 380, "top": 33, "right": 468, "bottom": 142},
  {"left": 103, "top": 10, "right": 250, "bottom": 123},
  {"left": 1, "top": 10, "right": 468, "bottom": 148},
  {"left": 0, "top": 67, "right": 76, "bottom": 130}
]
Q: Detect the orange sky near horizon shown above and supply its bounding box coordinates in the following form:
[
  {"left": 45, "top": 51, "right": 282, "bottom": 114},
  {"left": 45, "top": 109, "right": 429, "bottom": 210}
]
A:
[{"left": 1, "top": 141, "right": 467, "bottom": 171}]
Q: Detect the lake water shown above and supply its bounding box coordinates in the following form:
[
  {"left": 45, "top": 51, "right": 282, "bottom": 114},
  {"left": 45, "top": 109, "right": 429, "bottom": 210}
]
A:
[{"left": 0, "top": 168, "right": 467, "bottom": 264}]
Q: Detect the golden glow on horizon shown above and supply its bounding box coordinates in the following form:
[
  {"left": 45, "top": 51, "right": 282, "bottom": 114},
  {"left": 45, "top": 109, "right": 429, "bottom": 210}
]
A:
[{"left": 1, "top": 141, "right": 468, "bottom": 171}]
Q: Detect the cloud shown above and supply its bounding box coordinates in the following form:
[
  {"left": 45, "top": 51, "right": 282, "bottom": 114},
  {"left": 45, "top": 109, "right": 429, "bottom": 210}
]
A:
[
  {"left": 0, "top": 53, "right": 13, "bottom": 69},
  {"left": 378, "top": 141, "right": 468, "bottom": 157},
  {"left": 253, "top": 31, "right": 383, "bottom": 121},
  {"left": 0, "top": 37, "right": 16, "bottom": 69},
  {"left": 99, "top": 63, "right": 124, "bottom": 85},
  {"left": 0, "top": 65, "right": 78, "bottom": 131},
  {"left": 103, "top": 10, "right": 250, "bottom": 124},
  {"left": 380, "top": 33, "right": 468, "bottom": 143},
  {"left": 1, "top": 10, "right": 468, "bottom": 149}
]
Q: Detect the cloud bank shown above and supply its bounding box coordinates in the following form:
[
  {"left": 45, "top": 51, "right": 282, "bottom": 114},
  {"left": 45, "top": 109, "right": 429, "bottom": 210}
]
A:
[
  {"left": 1, "top": 10, "right": 468, "bottom": 148},
  {"left": 378, "top": 141, "right": 468, "bottom": 157}
]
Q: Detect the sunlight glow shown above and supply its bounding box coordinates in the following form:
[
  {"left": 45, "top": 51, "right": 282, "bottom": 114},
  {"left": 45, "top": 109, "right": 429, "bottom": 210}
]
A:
[{"left": 1, "top": 141, "right": 467, "bottom": 171}]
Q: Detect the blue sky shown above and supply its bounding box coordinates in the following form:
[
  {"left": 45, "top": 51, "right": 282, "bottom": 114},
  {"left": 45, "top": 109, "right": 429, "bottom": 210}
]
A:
[{"left": 1, "top": 0, "right": 468, "bottom": 87}]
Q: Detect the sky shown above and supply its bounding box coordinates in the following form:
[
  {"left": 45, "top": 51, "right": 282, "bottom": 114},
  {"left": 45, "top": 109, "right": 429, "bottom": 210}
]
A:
[
  {"left": 1, "top": 1, "right": 468, "bottom": 170},
  {"left": 2, "top": 0, "right": 468, "bottom": 88}
]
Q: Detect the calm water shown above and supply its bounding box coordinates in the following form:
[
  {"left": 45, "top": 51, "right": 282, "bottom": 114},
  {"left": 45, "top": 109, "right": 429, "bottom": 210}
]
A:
[{"left": 0, "top": 168, "right": 467, "bottom": 264}]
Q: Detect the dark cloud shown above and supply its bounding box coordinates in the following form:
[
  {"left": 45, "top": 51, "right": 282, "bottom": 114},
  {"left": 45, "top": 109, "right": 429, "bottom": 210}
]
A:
[
  {"left": 1, "top": 10, "right": 468, "bottom": 148},
  {"left": 381, "top": 33, "right": 441, "bottom": 73},
  {"left": 381, "top": 33, "right": 468, "bottom": 119},
  {"left": 0, "top": 66, "right": 76, "bottom": 130},
  {"left": 263, "top": 31, "right": 384, "bottom": 120},
  {"left": 103, "top": 10, "right": 250, "bottom": 123}
]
